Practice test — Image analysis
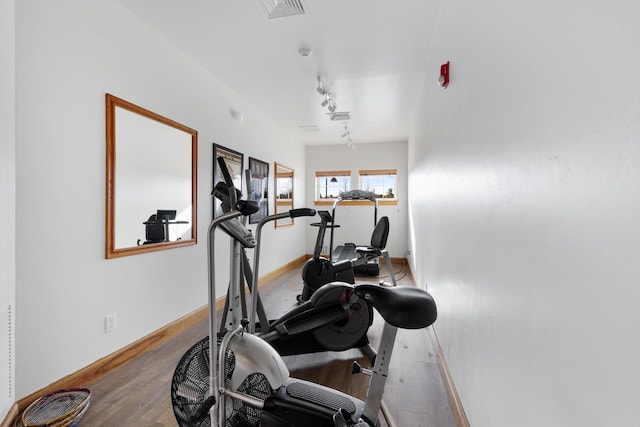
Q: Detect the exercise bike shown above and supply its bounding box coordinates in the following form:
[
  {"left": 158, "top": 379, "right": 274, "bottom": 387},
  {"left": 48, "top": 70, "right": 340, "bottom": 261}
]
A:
[
  {"left": 250, "top": 209, "right": 374, "bottom": 356},
  {"left": 298, "top": 210, "right": 397, "bottom": 302},
  {"left": 171, "top": 199, "right": 438, "bottom": 427}
]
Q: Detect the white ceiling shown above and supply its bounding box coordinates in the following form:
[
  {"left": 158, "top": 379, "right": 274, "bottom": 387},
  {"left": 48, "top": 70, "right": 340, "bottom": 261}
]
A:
[{"left": 120, "top": 0, "right": 441, "bottom": 145}]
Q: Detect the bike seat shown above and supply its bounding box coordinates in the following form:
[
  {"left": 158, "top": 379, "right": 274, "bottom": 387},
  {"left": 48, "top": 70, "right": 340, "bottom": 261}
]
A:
[
  {"left": 355, "top": 246, "right": 382, "bottom": 257},
  {"left": 354, "top": 285, "right": 437, "bottom": 329}
]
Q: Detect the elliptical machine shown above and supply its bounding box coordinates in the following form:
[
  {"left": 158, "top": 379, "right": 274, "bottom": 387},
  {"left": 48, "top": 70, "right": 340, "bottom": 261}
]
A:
[
  {"left": 170, "top": 174, "right": 438, "bottom": 426},
  {"left": 250, "top": 210, "right": 374, "bottom": 356}
]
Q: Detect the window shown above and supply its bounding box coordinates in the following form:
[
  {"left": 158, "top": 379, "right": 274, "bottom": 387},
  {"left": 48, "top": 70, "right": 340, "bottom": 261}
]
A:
[
  {"left": 359, "top": 169, "right": 397, "bottom": 200},
  {"left": 315, "top": 170, "right": 351, "bottom": 201}
]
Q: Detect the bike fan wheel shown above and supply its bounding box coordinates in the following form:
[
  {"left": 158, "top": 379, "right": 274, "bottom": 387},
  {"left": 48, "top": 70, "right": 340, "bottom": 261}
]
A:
[{"left": 171, "top": 336, "right": 272, "bottom": 427}]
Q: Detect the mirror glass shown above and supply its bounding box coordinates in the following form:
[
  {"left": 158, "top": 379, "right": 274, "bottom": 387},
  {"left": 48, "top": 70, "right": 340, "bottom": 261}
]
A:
[
  {"left": 274, "top": 162, "right": 294, "bottom": 228},
  {"left": 106, "top": 94, "right": 197, "bottom": 258}
]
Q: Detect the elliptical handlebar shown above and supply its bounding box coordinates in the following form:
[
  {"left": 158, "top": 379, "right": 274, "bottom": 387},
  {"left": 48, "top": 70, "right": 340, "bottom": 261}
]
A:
[
  {"left": 248, "top": 208, "right": 317, "bottom": 333},
  {"left": 206, "top": 209, "right": 244, "bottom": 427},
  {"left": 289, "top": 208, "right": 317, "bottom": 218},
  {"left": 216, "top": 156, "right": 237, "bottom": 209},
  {"left": 256, "top": 208, "right": 317, "bottom": 225}
]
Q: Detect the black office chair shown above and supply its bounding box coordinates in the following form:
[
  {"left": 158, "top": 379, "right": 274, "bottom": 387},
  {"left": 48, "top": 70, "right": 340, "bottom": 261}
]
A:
[{"left": 137, "top": 214, "right": 165, "bottom": 245}]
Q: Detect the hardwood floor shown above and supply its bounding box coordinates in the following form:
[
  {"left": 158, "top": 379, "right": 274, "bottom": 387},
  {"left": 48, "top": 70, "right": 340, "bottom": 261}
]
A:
[{"left": 77, "top": 261, "right": 455, "bottom": 426}]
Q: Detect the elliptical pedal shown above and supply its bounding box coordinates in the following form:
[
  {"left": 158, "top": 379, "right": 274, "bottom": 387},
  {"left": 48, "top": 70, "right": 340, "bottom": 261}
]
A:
[{"left": 286, "top": 381, "right": 358, "bottom": 414}]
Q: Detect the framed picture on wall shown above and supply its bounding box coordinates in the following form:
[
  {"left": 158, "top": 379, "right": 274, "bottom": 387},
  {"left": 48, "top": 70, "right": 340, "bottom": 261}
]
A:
[
  {"left": 248, "top": 157, "right": 269, "bottom": 224},
  {"left": 213, "top": 144, "right": 244, "bottom": 218}
]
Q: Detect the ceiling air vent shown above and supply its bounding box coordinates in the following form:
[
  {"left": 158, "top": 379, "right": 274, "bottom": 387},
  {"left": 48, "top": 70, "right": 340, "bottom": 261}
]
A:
[
  {"left": 257, "top": 0, "right": 306, "bottom": 19},
  {"left": 299, "top": 125, "right": 320, "bottom": 132},
  {"left": 328, "top": 112, "right": 351, "bottom": 121}
]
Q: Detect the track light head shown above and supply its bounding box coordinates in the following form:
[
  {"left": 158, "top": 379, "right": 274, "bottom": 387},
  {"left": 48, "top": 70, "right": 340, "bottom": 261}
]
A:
[
  {"left": 316, "top": 76, "right": 327, "bottom": 95},
  {"left": 316, "top": 76, "right": 342, "bottom": 116}
]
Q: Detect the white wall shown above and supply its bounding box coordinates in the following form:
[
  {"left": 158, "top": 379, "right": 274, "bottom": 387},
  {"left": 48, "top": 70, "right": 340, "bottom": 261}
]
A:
[
  {"left": 14, "top": 0, "right": 306, "bottom": 398},
  {"left": 305, "top": 141, "right": 408, "bottom": 258},
  {"left": 409, "top": 1, "right": 640, "bottom": 426},
  {"left": 0, "top": 0, "right": 16, "bottom": 417}
]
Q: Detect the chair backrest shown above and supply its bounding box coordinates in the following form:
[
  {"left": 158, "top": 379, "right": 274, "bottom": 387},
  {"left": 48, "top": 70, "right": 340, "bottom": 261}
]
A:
[
  {"left": 145, "top": 214, "right": 165, "bottom": 243},
  {"left": 370, "top": 216, "right": 389, "bottom": 249}
]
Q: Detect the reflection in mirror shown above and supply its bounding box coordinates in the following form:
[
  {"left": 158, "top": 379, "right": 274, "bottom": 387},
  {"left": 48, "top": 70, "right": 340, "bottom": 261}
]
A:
[
  {"left": 274, "top": 162, "right": 294, "bottom": 228},
  {"left": 106, "top": 94, "right": 198, "bottom": 258}
]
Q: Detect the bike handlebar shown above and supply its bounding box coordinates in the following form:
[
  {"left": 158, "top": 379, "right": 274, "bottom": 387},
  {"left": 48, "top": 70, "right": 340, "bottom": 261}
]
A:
[{"left": 289, "top": 208, "right": 316, "bottom": 218}]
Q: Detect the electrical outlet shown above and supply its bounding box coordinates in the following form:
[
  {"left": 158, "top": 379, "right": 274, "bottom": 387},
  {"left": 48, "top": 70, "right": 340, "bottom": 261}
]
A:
[
  {"left": 405, "top": 250, "right": 411, "bottom": 257},
  {"left": 105, "top": 313, "right": 117, "bottom": 333}
]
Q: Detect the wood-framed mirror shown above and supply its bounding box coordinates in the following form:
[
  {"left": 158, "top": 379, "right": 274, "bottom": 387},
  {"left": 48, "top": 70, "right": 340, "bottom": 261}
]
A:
[
  {"left": 274, "top": 162, "right": 294, "bottom": 228},
  {"left": 105, "top": 94, "right": 198, "bottom": 258}
]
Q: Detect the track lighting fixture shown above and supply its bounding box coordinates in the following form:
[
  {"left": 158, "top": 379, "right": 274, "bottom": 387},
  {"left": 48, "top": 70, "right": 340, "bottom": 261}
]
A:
[
  {"left": 317, "top": 76, "right": 328, "bottom": 96},
  {"left": 316, "top": 76, "right": 346, "bottom": 119},
  {"left": 321, "top": 93, "right": 337, "bottom": 113},
  {"left": 344, "top": 125, "right": 355, "bottom": 149},
  {"left": 341, "top": 125, "right": 352, "bottom": 142}
]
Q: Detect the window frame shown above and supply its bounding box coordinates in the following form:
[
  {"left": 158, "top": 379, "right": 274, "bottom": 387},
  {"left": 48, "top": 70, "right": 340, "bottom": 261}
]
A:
[
  {"left": 314, "top": 170, "right": 351, "bottom": 204},
  {"left": 358, "top": 169, "right": 398, "bottom": 205}
]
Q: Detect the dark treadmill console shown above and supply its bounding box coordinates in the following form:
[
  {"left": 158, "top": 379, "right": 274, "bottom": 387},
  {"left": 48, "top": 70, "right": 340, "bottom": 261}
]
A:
[{"left": 316, "top": 210, "right": 334, "bottom": 224}]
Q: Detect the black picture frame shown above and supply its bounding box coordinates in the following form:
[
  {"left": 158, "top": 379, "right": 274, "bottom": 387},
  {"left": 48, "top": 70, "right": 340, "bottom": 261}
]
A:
[
  {"left": 248, "top": 157, "right": 269, "bottom": 224},
  {"left": 213, "top": 144, "right": 244, "bottom": 218}
]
